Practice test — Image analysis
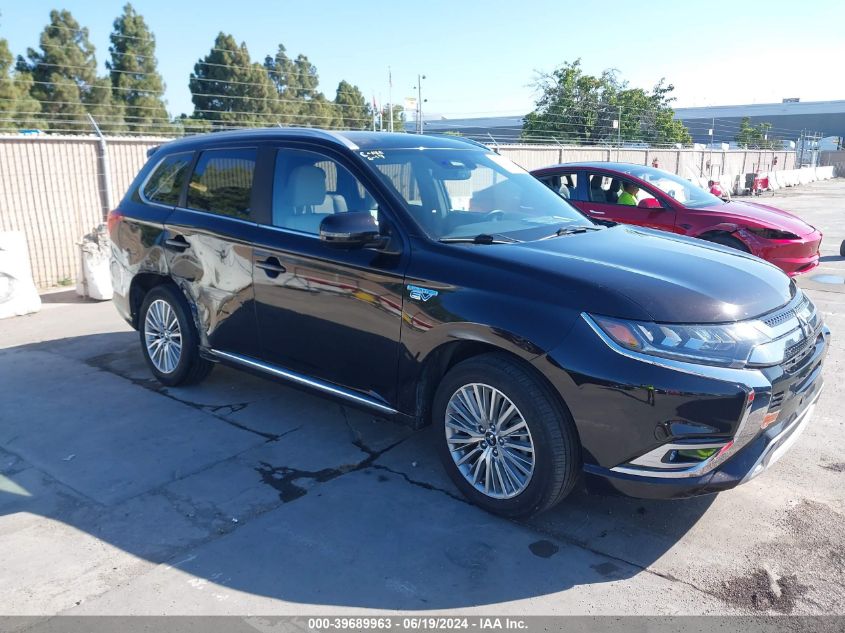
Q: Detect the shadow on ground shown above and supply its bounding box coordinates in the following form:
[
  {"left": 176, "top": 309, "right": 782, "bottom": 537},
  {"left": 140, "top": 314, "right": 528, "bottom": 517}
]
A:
[{"left": 0, "top": 332, "right": 715, "bottom": 611}]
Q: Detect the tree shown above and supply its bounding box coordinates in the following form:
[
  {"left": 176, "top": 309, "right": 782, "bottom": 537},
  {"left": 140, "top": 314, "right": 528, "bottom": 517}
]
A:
[
  {"left": 380, "top": 103, "right": 404, "bottom": 132},
  {"left": 735, "top": 117, "right": 782, "bottom": 149},
  {"left": 190, "top": 33, "right": 278, "bottom": 127},
  {"left": 522, "top": 59, "right": 691, "bottom": 146},
  {"left": 0, "top": 33, "right": 41, "bottom": 131},
  {"left": 334, "top": 80, "right": 370, "bottom": 130},
  {"left": 19, "top": 10, "right": 125, "bottom": 133},
  {"left": 108, "top": 4, "right": 171, "bottom": 134}
]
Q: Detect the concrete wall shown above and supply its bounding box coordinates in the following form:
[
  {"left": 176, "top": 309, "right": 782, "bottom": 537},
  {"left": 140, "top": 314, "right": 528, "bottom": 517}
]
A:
[
  {"left": 495, "top": 145, "right": 795, "bottom": 179},
  {"left": 0, "top": 135, "right": 800, "bottom": 289}
]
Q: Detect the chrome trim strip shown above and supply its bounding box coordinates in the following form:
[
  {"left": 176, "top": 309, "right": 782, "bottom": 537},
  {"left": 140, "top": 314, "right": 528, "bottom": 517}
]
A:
[
  {"left": 172, "top": 206, "right": 258, "bottom": 228},
  {"left": 628, "top": 441, "right": 729, "bottom": 469},
  {"left": 257, "top": 224, "right": 321, "bottom": 240},
  {"left": 580, "top": 313, "right": 769, "bottom": 386},
  {"left": 209, "top": 349, "right": 397, "bottom": 415}
]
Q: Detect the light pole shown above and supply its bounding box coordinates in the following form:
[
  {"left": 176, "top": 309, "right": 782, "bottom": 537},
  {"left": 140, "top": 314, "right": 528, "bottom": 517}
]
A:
[{"left": 416, "top": 74, "right": 426, "bottom": 134}]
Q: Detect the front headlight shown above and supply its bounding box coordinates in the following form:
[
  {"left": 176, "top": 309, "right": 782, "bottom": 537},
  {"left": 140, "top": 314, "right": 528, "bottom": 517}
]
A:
[{"left": 589, "top": 314, "right": 801, "bottom": 368}]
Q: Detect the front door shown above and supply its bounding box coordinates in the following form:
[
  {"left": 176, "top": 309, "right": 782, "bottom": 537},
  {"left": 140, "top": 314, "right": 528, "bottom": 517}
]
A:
[
  {"left": 571, "top": 172, "right": 676, "bottom": 232},
  {"left": 251, "top": 145, "right": 408, "bottom": 407}
]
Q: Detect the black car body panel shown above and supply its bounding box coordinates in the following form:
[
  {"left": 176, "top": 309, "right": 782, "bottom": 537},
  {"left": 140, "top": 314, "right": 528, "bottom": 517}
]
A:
[{"left": 110, "top": 129, "right": 829, "bottom": 502}]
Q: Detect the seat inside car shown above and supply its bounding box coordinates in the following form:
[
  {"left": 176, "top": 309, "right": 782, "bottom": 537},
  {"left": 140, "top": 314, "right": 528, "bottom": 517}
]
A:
[
  {"left": 589, "top": 175, "right": 606, "bottom": 202},
  {"left": 273, "top": 164, "right": 336, "bottom": 233}
]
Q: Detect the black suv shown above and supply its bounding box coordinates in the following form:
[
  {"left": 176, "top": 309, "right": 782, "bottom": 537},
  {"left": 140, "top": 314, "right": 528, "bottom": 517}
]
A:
[{"left": 109, "top": 129, "right": 829, "bottom": 517}]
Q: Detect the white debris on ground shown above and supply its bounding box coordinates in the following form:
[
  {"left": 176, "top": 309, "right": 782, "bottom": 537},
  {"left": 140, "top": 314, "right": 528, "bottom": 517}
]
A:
[
  {"left": 76, "top": 224, "right": 113, "bottom": 301},
  {"left": 0, "top": 231, "right": 41, "bottom": 319}
]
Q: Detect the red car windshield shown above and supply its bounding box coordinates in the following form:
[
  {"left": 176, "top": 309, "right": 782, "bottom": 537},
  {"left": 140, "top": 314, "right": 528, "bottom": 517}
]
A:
[{"left": 613, "top": 165, "right": 725, "bottom": 209}]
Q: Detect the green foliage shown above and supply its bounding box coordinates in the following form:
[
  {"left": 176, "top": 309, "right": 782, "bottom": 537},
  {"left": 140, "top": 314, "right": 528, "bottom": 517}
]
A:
[
  {"left": 380, "top": 104, "right": 404, "bottom": 132},
  {"left": 735, "top": 117, "right": 782, "bottom": 149},
  {"left": 522, "top": 59, "right": 691, "bottom": 146},
  {"left": 334, "top": 80, "right": 370, "bottom": 130},
  {"left": 262, "top": 43, "right": 343, "bottom": 128},
  {"left": 19, "top": 9, "right": 125, "bottom": 133},
  {"left": 0, "top": 35, "right": 41, "bottom": 131},
  {"left": 190, "top": 33, "right": 278, "bottom": 127},
  {"left": 173, "top": 113, "right": 212, "bottom": 135},
  {"left": 108, "top": 4, "right": 171, "bottom": 134}
]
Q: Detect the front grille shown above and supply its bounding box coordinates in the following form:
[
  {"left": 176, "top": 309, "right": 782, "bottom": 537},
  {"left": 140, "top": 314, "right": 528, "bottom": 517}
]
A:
[
  {"left": 763, "top": 306, "right": 797, "bottom": 328},
  {"left": 782, "top": 331, "right": 822, "bottom": 373}
]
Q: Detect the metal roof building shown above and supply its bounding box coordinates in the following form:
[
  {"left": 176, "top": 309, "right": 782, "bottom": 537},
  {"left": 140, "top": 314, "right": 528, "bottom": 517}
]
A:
[{"left": 673, "top": 100, "right": 845, "bottom": 145}]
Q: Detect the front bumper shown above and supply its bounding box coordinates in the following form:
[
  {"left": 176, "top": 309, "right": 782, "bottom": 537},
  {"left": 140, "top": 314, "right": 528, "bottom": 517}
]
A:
[
  {"left": 742, "top": 229, "right": 822, "bottom": 277},
  {"left": 539, "top": 308, "right": 829, "bottom": 500},
  {"left": 583, "top": 384, "right": 822, "bottom": 499}
]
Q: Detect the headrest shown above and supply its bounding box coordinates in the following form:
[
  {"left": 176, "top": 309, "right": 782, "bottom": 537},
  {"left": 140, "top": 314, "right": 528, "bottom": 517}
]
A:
[{"left": 283, "top": 165, "right": 326, "bottom": 207}]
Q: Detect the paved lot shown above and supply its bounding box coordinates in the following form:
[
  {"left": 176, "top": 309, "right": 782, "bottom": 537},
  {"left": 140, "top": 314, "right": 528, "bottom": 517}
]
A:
[{"left": 2, "top": 179, "right": 845, "bottom": 616}]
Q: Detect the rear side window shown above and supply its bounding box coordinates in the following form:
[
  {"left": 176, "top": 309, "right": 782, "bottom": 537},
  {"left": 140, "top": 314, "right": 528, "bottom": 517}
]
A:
[
  {"left": 142, "top": 153, "right": 192, "bottom": 206},
  {"left": 186, "top": 148, "right": 256, "bottom": 219}
]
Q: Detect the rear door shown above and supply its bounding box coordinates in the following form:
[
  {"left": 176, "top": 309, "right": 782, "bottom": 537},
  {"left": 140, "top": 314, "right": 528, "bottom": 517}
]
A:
[
  {"left": 570, "top": 171, "right": 676, "bottom": 232},
  {"left": 163, "top": 146, "right": 261, "bottom": 357}
]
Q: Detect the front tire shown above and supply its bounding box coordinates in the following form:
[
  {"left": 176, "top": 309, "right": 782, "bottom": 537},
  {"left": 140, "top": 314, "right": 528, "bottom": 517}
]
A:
[
  {"left": 433, "top": 353, "right": 580, "bottom": 518},
  {"left": 139, "top": 285, "right": 213, "bottom": 387}
]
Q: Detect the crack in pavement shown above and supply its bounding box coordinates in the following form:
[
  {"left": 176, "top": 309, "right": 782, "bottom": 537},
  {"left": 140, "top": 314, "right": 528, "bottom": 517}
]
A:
[
  {"left": 254, "top": 431, "right": 413, "bottom": 504},
  {"left": 82, "top": 350, "right": 280, "bottom": 441}
]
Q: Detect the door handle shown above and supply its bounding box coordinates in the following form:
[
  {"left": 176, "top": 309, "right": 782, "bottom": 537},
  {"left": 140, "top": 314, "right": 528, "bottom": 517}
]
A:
[
  {"left": 588, "top": 209, "right": 606, "bottom": 215},
  {"left": 164, "top": 235, "right": 190, "bottom": 250},
  {"left": 256, "top": 256, "right": 286, "bottom": 278}
]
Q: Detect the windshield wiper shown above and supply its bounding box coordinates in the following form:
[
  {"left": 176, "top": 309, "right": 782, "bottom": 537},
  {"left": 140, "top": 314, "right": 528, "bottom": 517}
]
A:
[
  {"left": 538, "top": 225, "right": 603, "bottom": 240},
  {"left": 439, "top": 233, "right": 520, "bottom": 244}
]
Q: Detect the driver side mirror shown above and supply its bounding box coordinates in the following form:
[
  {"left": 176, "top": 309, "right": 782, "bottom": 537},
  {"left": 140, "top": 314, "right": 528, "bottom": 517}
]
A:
[
  {"left": 319, "top": 212, "right": 385, "bottom": 250},
  {"left": 638, "top": 198, "right": 663, "bottom": 210}
]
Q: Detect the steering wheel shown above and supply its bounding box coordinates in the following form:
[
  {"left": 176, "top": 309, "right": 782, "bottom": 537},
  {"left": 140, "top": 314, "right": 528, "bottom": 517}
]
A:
[{"left": 484, "top": 210, "right": 506, "bottom": 222}]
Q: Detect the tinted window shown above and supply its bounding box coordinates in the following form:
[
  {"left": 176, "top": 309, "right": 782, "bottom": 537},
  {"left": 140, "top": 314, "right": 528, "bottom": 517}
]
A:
[
  {"left": 271, "top": 149, "right": 379, "bottom": 235},
  {"left": 142, "top": 153, "right": 192, "bottom": 206},
  {"left": 186, "top": 148, "right": 256, "bottom": 219}
]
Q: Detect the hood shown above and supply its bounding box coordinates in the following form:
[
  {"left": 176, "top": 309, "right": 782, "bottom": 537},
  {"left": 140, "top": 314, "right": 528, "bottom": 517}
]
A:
[
  {"left": 699, "top": 200, "right": 816, "bottom": 237},
  {"left": 484, "top": 226, "right": 794, "bottom": 323}
]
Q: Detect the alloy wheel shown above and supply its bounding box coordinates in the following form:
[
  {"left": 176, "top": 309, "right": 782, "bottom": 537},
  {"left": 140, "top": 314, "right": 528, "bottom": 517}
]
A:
[
  {"left": 144, "top": 299, "right": 183, "bottom": 374},
  {"left": 444, "top": 383, "right": 535, "bottom": 499}
]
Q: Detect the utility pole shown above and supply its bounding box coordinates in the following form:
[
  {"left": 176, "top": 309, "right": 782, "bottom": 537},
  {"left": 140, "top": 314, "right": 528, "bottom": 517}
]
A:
[
  {"left": 416, "top": 74, "right": 426, "bottom": 134},
  {"left": 388, "top": 67, "right": 394, "bottom": 133},
  {"left": 617, "top": 105, "right": 622, "bottom": 160}
]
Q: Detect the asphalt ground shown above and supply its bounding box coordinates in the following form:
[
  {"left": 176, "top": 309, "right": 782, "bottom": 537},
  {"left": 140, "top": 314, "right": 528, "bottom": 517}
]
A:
[{"left": 1, "top": 179, "right": 844, "bottom": 617}]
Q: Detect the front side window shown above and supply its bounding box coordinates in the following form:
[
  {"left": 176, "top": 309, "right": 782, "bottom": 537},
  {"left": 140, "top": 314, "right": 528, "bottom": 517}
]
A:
[
  {"left": 587, "top": 172, "right": 657, "bottom": 207},
  {"left": 142, "top": 152, "right": 192, "bottom": 206},
  {"left": 271, "top": 148, "right": 379, "bottom": 235},
  {"left": 610, "top": 165, "right": 722, "bottom": 208},
  {"left": 186, "top": 148, "right": 256, "bottom": 219},
  {"left": 362, "top": 149, "right": 589, "bottom": 241}
]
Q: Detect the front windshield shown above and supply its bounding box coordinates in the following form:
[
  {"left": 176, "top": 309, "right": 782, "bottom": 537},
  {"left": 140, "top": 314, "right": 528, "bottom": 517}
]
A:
[
  {"left": 361, "top": 148, "right": 590, "bottom": 241},
  {"left": 612, "top": 164, "right": 723, "bottom": 209}
]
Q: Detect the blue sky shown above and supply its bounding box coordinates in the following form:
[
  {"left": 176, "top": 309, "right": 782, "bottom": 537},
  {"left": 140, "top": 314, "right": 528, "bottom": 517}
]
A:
[{"left": 2, "top": 0, "right": 843, "bottom": 119}]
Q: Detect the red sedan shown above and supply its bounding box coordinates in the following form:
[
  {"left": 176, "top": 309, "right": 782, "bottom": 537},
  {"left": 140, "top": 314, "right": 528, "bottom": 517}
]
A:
[{"left": 531, "top": 162, "right": 822, "bottom": 276}]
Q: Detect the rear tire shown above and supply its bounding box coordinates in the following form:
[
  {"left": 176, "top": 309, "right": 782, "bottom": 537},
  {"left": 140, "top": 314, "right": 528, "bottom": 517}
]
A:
[
  {"left": 433, "top": 353, "right": 580, "bottom": 518},
  {"left": 703, "top": 233, "right": 750, "bottom": 253},
  {"left": 139, "top": 285, "right": 213, "bottom": 387}
]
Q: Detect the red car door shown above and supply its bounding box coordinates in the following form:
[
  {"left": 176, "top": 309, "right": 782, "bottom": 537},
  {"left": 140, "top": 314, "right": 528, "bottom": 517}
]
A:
[{"left": 571, "top": 171, "right": 676, "bottom": 233}]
